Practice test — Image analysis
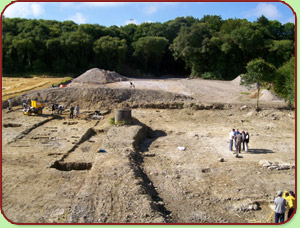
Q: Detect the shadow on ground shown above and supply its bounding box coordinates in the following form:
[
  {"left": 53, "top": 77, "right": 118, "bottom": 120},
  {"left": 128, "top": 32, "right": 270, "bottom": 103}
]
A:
[{"left": 246, "top": 149, "right": 274, "bottom": 154}]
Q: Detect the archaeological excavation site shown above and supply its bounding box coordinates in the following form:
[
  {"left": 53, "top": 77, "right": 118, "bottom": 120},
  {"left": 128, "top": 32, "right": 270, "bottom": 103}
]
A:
[{"left": 2, "top": 69, "right": 295, "bottom": 224}]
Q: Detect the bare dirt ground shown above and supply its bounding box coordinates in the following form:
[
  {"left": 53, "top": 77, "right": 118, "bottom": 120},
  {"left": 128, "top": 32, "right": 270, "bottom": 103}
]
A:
[{"left": 1, "top": 72, "right": 295, "bottom": 224}]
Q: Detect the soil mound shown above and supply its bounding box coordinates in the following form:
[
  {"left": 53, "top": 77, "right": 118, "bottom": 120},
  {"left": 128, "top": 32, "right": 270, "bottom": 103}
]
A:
[
  {"left": 15, "top": 87, "right": 191, "bottom": 109},
  {"left": 71, "top": 68, "right": 128, "bottom": 85},
  {"left": 260, "top": 89, "right": 284, "bottom": 102},
  {"left": 231, "top": 75, "right": 242, "bottom": 86}
]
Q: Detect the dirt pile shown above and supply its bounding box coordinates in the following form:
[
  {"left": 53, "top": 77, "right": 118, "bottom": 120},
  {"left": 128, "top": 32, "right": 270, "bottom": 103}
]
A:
[
  {"left": 12, "top": 87, "right": 192, "bottom": 109},
  {"left": 71, "top": 68, "right": 128, "bottom": 85},
  {"left": 260, "top": 89, "right": 284, "bottom": 102},
  {"left": 230, "top": 75, "right": 242, "bottom": 86}
]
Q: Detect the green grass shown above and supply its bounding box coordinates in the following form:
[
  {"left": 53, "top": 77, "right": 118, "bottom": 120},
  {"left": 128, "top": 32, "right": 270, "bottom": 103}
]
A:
[
  {"left": 109, "top": 118, "right": 115, "bottom": 125},
  {"left": 53, "top": 77, "right": 73, "bottom": 86},
  {"left": 240, "top": 92, "right": 251, "bottom": 95}
]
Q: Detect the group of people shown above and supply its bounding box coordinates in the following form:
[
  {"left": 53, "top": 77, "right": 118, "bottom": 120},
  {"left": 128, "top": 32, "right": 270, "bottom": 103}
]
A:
[
  {"left": 51, "top": 103, "right": 79, "bottom": 119},
  {"left": 229, "top": 128, "right": 250, "bottom": 157},
  {"left": 51, "top": 104, "right": 64, "bottom": 115},
  {"left": 274, "top": 190, "right": 295, "bottom": 223},
  {"left": 69, "top": 104, "right": 80, "bottom": 119}
]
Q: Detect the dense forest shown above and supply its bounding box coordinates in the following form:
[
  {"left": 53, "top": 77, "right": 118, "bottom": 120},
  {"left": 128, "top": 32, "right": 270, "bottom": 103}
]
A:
[{"left": 2, "top": 15, "right": 295, "bottom": 81}]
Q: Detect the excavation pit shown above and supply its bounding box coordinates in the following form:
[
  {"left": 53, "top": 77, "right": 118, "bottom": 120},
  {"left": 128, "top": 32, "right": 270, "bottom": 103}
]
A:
[
  {"left": 50, "top": 161, "right": 92, "bottom": 171},
  {"left": 3, "top": 123, "right": 22, "bottom": 128}
]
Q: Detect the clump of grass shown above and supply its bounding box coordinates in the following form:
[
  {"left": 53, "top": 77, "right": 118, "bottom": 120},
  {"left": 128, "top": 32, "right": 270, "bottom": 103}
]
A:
[
  {"left": 240, "top": 92, "right": 251, "bottom": 95},
  {"left": 109, "top": 118, "right": 127, "bottom": 126},
  {"left": 115, "top": 120, "right": 126, "bottom": 126},
  {"left": 109, "top": 117, "right": 115, "bottom": 125},
  {"left": 53, "top": 77, "right": 73, "bottom": 87}
]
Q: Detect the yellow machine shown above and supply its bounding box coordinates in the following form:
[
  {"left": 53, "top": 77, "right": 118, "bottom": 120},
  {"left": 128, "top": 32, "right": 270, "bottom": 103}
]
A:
[{"left": 23, "top": 100, "right": 45, "bottom": 116}]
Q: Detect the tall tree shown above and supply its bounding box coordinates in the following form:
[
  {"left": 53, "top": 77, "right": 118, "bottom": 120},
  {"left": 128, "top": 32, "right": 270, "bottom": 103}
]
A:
[
  {"left": 132, "top": 36, "right": 169, "bottom": 73},
  {"left": 241, "top": 58, "right": 275, "bottom": 111},
  {"left": 274, "top": 57, "right": 295, "bottom": 107},
  {"left": 93, "top": 36, "right": 128, "bottom": 71},
  {"left": 170, "top": 23, "right": 212, "bottom": 77}
]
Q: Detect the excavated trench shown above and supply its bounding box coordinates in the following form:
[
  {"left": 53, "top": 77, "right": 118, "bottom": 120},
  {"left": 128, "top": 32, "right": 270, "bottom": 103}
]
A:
[
  {"left": 8, "top": 115, "right": 62, "bottom": 143},
  {"left": 50, "top": 128, "right": 97, "bottom": 171},
  {"left": 3, "top": 123, "right": 22, "bottom": 128},
  {"left": 50, "top": 161, "right": 92, "bottom": 171},
  {"left": 129, "top": 128, "right": 174, "bottom": 223}
]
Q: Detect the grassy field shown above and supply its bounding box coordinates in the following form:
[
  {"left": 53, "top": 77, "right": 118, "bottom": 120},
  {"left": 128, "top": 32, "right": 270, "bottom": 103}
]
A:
[{"left": 2, "top": 76, "right": 71, "bottom": 101}]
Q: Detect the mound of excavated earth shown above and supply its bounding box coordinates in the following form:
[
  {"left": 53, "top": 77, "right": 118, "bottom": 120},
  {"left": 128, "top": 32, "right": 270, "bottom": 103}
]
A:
[
  {"left": 260, "top": 89, "right": 284, "bottom": 102},
  {"left": 71, "top": 68, "right": 128, "bottom": 85},
  {"left": 10, "top": 87, "right": 192, "bottom": 109}
]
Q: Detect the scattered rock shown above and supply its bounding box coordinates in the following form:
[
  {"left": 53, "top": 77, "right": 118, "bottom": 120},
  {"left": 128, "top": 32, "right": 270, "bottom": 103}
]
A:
[
  {"left": 201, "top": 168, "right": 211, "bottom": 173},
  {"left": 259, "top": 159, "right": 270, "bottom": 166},
  {"left": 233, "top": 201, "right": 260, "bottom": 212},
  {"left": 260, "top": 160, "right": 291, "bottom": 170},
  {"left": 240, "top": 105, "right": 248, "bottom": 110},
  {"left": 277, "top": 165, "right": 290, "bottom": 170},
  {"left": 245, "top": 111, "right": 254, "bottom": 117},
  {"left": 219, "top": 158, "right": 225, "bottom": 162}
]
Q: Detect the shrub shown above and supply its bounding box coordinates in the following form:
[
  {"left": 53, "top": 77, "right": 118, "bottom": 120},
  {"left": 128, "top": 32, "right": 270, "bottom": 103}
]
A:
[{"left": 109, "top": 117, "right": 115, "bottom": 125}]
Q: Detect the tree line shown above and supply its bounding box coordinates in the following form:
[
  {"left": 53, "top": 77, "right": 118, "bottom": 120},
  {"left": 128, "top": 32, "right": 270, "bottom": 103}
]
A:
[{"left": 2, "top": 15, "right": 295, "bottom": 104}]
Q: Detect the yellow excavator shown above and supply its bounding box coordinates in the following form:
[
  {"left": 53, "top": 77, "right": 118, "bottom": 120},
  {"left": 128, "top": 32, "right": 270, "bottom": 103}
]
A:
[{"left": 23, "top": 100, "right": 45, "bottom": 116}]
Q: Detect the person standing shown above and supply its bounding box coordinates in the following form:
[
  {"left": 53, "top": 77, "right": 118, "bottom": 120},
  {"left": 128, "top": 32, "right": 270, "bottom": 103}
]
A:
[
  {"left": 58, "top": 105, "right": 63, "bottom": 114},
  {"left": 130, "top": 81, "right": 135, "bottom": 88},
  {"left": 229, "top": 129, "right": 235, "bottom": 151},
  {"left": 234, "top": 129, "right": 240, "bottom": 150},
  {"left": 244, "top": 131, "right": 250, "bottom": 152},
  {"left": 51, "top": 104, "right": 56, "bottom": 115},
  {"left": 274, "top": 191, "right": 286, "bottom": 223},
  {"left": 7, "top": 99, "right": 12, "bottom": 111},
  {"left": 70, "top": 105, "right": 75, "bottom": 119},
  {"left": 75, "top": 105, "right": 80, "bottom": 118},
  {"left": 235, "top": 132, "right": 242, "bottom": 157},
  {"left": 283, "top": 191, "right": 295, "bottom": 219},
  {"left": 241, "top": 131, "right": 246, "bottom": 151}
]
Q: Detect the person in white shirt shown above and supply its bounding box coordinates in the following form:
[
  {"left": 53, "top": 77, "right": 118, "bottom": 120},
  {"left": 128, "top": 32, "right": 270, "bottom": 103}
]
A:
[
  {"left": 229, "top": 128, "right": 235, "bottom": 151},
  {"left": 75, "top": 105, "right": 80, "bottom": 118}
]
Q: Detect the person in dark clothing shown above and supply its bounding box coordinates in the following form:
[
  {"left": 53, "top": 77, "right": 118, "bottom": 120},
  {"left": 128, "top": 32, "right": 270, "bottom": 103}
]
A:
[
  {"left": 70, "top": 105, "right": 75, "bottom": 119},
  {"left": 235, "top": 132, "right": 242, "bottom": 157},
  {"left": 51, "top": 104, "right": 56, "bottom": 115},
  {"left": 241, "top": 131, "right": 246, "bottom": 151}
]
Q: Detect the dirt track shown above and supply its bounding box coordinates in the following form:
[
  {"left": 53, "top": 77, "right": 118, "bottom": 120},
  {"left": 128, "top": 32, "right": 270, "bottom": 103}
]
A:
[{"left": 1, "top": 76, "right": 295, "bottom": 224}]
